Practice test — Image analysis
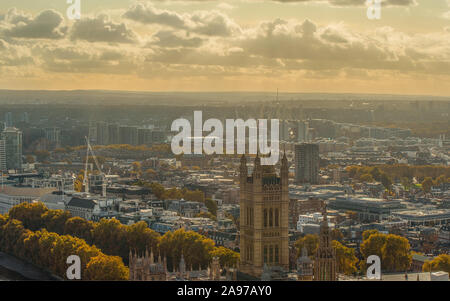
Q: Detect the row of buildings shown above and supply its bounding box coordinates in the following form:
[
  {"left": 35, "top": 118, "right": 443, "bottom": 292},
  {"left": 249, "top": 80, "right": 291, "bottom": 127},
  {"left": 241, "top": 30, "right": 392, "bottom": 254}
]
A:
[{"left": 95, "top": 122, "right": 166, "bottom": 146}]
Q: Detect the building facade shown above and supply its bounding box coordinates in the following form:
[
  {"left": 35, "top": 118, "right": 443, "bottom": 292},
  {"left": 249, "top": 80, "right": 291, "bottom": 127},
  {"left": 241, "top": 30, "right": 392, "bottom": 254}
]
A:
[
  {"left": 294, "top": 143, "right": 319, "bottom": 184},
  {"left": 314, "top": 205, "right": 337, "bottom": 281},
  {"left": 239, "top": 153, "right": 289, "bottom": 277},
  {"left": 2, "top": 127, "right": 22, "bottom": 170}
]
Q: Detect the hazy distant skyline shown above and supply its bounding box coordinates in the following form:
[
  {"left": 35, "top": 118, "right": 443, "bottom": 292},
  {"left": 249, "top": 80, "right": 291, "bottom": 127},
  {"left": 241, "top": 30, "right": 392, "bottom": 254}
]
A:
[{"left": 0, "top": 0, "right": 450, "bottom": 96}]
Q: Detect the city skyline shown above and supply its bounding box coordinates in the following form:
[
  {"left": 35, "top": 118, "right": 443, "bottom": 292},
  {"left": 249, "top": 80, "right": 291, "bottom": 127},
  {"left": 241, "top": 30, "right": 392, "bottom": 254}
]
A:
[{"left": 0, "top": 0, "right": 449, "bottom": 96}]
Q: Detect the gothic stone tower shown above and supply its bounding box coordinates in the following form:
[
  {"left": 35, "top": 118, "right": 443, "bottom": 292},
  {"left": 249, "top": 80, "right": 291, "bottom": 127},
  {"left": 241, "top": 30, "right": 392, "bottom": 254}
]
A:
[
  {"left": 314, "top": 205, "right": 337, "bottom": 281},
  {"left": 239, "top": 152, "right": 289, "bottom": 277}
]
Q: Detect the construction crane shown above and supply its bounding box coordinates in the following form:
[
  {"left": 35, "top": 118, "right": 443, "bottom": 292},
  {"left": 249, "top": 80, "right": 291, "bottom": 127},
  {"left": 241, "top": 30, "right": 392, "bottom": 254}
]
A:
[{"left": 82, "top": 136, "right": 107, "bottom": 196}]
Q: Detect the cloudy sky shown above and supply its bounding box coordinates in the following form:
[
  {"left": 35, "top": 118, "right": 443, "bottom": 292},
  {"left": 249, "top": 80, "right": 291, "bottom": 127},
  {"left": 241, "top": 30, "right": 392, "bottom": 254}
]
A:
[{"left": 0, "top": 0, "right": 449, "bottom": 96}]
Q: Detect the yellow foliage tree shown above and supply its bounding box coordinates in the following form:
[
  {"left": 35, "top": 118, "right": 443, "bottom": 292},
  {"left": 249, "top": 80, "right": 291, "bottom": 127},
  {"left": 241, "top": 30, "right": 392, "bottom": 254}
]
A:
[
  {"left": 85, "top": 254, "right": 129, "bottom": 280},
  {"left": 422, "top": 254, "right": 450, "bottom": 273}
]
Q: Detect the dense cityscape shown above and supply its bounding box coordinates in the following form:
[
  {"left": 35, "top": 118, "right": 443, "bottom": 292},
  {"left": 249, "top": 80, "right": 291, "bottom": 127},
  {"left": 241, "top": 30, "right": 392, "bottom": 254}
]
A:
[
  {"left": 0, "top": 0, "right": 449, "bottom": 291},
  {"left": 0, "top": 93, "right": 448, "bottom": 281}
]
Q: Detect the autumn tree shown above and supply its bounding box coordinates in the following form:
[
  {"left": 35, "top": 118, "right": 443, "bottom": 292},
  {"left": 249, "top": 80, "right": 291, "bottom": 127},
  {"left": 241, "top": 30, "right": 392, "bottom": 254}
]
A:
[
  {"left": 183, "top": 189, "right": 205, "bottom": 203},
  {"left": 41, "top": 209, "right": 72, "bottom": 234},
  {"left": 196, "top": 212, "right": 217, "bottom": 221},
  {"left": 26, "top": 155, "right": 35, "bottom": 164},
  {"left": 159, "top": 228, "right": 215, "bottom": 271},
  {"left": 150, "top": 182, "right": 165, "bottom": 199},
  {"left": 8, "top": 202, "right": 48, "bottom": 231},
  {"left": 125, "top": 221, "right": 160, "bottom": 257},
  {"left": 210, "top": 246, "right": 240, "bottom": 268},
  {"left": 84, "top": 254, "right": 129, "bottom": 280},
  {"left": 91, "top": 218, "right": 128, "bottom": 259},
  {"left": 422, "top": 254, "right": 450, "bottom": 273},
  {"left": 421, "top": 177, "right": 433, "bottom": 194},
  {"left": 332, "top": 240, "right": 359, "bottom": 275},
  {"left": 64, "top": 216, "right": 95, "bottom": 244},
  {"left": 360, "top": 174, "right": 374, "bottom": 183},
  {"left": 295, "top": 234, "right": 358, "bottom": 275},
  {"left": 294, "top": 234, "right": 319, "bottom": 257},
  {"left": 331, "top": 229, "right": 344, "bottom": 242},
  {"left": 360, "top": 233, "right": 411, "bottom": 272},
  {"left": 362, "top": 229, "right": 379, "bottom": 241},
  {"left": 0, "top": 218, "right": 30, "bottom": 255}
]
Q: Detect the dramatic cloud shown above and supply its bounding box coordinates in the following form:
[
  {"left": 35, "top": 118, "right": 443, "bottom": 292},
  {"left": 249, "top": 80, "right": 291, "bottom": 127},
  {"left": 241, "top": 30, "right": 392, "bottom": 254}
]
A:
[
  {"left": 0, "top": 3, "right": 448, "bottom": 94},
  {"left": 0, "top": 8, "right": 67, "bottom": 39},
  {"left": 148, "top": 0, "right": 417, "bottom": 6},
  {"left": 123, "top": 3, "right": 186, "bottom": 29},
  {"left": 33, "top": 43, "right": 142, "bottom": 74},
  {"left": 0, "top": 39, "right": 34, "bottom": 67},
  {"left": 236, "top": 19, "right": 450, "bottom": 75},
  {"left": 250, "top": 0, "right": 418, "bottom": 6},
  {"left": 123, "top": 3, "right": 241, "bottom": 37},
  {"left": 147, "top": 30, "right": 205, "bottom": 48},
  {"left": 70, "top": 15, "right": 139, "bottom": 44}
]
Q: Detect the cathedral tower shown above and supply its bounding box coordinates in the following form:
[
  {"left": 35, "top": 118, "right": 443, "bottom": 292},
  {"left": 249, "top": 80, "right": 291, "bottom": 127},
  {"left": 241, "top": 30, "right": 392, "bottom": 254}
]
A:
[{"left": 239, "top": 152, "right": 289, "bottom": 277}]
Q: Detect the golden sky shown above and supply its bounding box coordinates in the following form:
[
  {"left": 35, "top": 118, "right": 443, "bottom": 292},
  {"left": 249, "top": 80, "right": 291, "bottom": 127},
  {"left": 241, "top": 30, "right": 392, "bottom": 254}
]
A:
[{"left": 0, "top": 0, "right": 449, "bottom": 96}]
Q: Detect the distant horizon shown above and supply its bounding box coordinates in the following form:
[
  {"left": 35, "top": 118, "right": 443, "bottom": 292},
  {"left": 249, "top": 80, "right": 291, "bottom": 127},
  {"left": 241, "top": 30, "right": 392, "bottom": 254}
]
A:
[{"left": 0, "top": 89, "right": 449, "bottom": 100}]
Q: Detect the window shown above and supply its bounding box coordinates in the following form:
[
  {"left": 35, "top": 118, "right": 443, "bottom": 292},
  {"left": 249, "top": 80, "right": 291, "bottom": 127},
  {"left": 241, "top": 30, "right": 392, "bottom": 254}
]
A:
[
  {"left": 269, "top": 208, "right": 273, "bottom": 227},
  {"left": 275, "top": 208, "right": 279, "bottom": 227},
  {"left": 275, "top": 245, "right": 279, "bottom": 264},
  {"left": 269, "top": 246, "right": 273, "bottom": 264},
  {"left": 246, "top": 207, "right": 249, "bottom": 226},
  {"left": 264, "top": 209, "right": 267, "bottom": 227}
]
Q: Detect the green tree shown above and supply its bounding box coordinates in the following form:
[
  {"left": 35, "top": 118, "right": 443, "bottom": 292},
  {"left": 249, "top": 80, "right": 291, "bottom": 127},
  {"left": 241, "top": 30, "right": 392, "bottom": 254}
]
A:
[
  {"left": 205, "top": 198, "right": 218, "bottom": 216},
  {"left": 370, "top": 167, "right": 382, "bottom": 181},
  {"left": 380, "top": 173, "right": 392, "bottom": 191}
]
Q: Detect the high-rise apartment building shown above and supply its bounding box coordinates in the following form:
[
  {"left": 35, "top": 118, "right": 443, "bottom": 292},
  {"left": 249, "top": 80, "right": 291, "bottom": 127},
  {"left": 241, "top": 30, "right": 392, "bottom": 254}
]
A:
[
  {"left": 294, "top": 143, "right": 319, "bottom": 184},
  {"left": 119, "top": 126, "right": 138, "bottom": 145},
  {"left": 96, "top": 122, "right": 109, "bottom": 145},
  {"left": 108, "top": 124, "right": 119, "bottom": 145},
  {"left": 2, "top": 127, "right": 22, "bottom": 170},
  {"left": 44, "top": 127, "right": 61, "bottom": 148},
  {"left": 4, "top": 112, "right": 13, "bottom": 128},
  {"left": 0, "top": 139, "right": 6, "bottom": 171}
]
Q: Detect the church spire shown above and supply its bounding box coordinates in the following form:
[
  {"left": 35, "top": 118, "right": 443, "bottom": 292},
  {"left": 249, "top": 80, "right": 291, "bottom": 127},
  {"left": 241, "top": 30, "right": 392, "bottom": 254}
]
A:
[{"left": 314, "top": 202, "right": 336, "bottom": 281}]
